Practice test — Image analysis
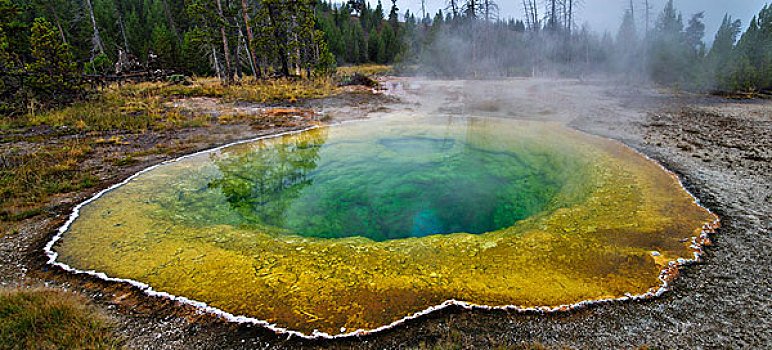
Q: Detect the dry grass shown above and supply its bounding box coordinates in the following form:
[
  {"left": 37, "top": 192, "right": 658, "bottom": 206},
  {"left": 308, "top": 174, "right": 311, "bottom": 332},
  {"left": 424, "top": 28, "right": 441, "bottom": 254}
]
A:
[
  {"left": 0, "top": 287, "right": 121, "bottom": 349},
  {"left": 336, "top": 64, "right": 393, "bottom": 77},
  {"left": 2, "top": 77, "right": 338, "bottom": 132},
  {"left": 0, "top": 140, "right": 98, "bottom": 222},
  {"left": 131, "top": 77, "right": 339, "bottom": 104}
]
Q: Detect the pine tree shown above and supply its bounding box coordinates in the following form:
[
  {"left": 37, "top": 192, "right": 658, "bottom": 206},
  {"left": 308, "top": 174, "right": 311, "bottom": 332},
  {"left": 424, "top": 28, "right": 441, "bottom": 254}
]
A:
[
  {"left": 249, "top": 0, "right": 333, "bottom": 77},
  {"left": 0, "top": 0, "right": 16, "bottom": 69},
  {"left": 374, "top": 0, "right": 384, "bottom": 31},
  {"left": 730, "top": 5, "right": 772, "bottom": 90},
  {"left": 381, "top": 22, "right": 397, "bottom": 63},
  {"left": 188, "top": 0, "right": 234, "bottom": 78},
  {"left": 360, "top": 2, "right": 371, "bottom": 33},
  {"left": 615, "top": 9, "right": 638, "bottom": 75},
  {"left": 377, "top": 27, "right": 388, "bottom": 63},
  {"left": 354, "top": 23, "right": 368, "bottom": 63},
  {"left": 315, "top": 29, "right": 336, "bottom": 75},
  {"left": 648, "top": 0, "right": 687, "bottom": 86},
  {"left": 388, "top": 0, "right": 399, "bottom": 30},
  {"left": 0, "top": 0, "right": 22, "bottom": 116},
  {"left": 26, "top": 18, "right": 82, "bottom": 105},
  {"left": 151, "top": 23, "right": 175, "bottom": 68},
  {"left": 124, "top": 7, "right": 144, "bottom": 55},
  {"left": 181, "top": 30, "right": 209, "bottom": 75},
  {"left": 368, "top": 27, "right": 379, "bottom": 62},
  {"left": 725, "top": 52, "right": 756, "bottom": 91},
  {"left": 84, "top": 53, "right": 112, "bottom": 75},
  {"left": 708, "top": 14, "right": 743, "bottom": 88}
]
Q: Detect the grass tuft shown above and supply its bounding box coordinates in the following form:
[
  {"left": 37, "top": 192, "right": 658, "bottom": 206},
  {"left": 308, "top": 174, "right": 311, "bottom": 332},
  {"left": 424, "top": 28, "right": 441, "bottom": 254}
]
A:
[
  {"left": 0, "top": 140, "right": 96, "bottom": 217},
  {"left": 0, "top": 288, "right": 121, "bottom": 349}
]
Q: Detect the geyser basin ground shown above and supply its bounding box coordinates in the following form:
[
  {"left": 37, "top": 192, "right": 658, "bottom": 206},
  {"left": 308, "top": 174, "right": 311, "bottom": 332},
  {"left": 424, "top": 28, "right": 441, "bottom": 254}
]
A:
[{"left": 50, "top": 115, "right": 716, "bottom": 336}]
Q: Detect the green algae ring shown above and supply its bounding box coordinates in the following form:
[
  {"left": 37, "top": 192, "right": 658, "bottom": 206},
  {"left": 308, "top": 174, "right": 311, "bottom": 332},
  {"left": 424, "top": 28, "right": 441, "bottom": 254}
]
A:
[{"left": 46, "top": 115, "right": 718, "bottom": 337}]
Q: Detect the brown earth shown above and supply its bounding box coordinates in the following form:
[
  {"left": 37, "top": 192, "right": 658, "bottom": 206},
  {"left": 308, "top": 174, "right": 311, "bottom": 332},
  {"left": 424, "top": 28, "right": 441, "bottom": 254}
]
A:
[{"left": 2, "top": 79, "right": 770, "bottom": 349}]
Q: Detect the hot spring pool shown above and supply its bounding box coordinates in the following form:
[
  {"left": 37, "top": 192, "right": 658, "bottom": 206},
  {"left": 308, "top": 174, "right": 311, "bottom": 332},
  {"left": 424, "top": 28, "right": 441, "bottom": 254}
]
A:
[{"left": 49, "top": 115, "right": 717, "bottom": 336}]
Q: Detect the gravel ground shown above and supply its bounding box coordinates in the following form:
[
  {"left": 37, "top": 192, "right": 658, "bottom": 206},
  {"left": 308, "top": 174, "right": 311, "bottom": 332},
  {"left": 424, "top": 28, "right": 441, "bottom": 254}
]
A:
[{"left": 3, "top": 79, "right": 770, "bottom": 349}]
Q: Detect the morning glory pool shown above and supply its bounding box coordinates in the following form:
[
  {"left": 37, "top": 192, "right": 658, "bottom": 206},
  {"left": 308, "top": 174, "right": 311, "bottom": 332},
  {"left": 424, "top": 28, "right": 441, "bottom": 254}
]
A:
[{"left": 51, "top": 115, "right": 717, "bottom": 336}]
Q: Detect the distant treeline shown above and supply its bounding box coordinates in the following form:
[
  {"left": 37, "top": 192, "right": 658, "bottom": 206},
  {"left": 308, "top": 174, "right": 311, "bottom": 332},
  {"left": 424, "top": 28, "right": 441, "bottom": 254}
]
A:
[
  {"left": 0, "top": 0, "right": 336, "bottom": 79},
  {"left": 1, "top": 0, "right": 340, "bottom": 115},
  {"left": 1, "top": 0, "right": 771, "bottom": 115}
]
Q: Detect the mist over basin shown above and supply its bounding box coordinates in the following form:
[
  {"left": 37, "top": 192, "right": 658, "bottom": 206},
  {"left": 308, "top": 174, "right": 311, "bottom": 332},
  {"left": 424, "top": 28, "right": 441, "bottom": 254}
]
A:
[{"left": 53, "top": 115, "right": 716, "bottom": 336}]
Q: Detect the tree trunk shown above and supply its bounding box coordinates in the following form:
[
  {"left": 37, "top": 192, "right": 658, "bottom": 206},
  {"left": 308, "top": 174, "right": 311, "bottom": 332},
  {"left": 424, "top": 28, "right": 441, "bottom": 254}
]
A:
[
  {"left": 240, "top": 0, "right": 261, "bottom": 77},
  {"left": 567, "top": 0, "right": 573, "bottom": 64},
  {"left": 215, "top": 0, "right": 233, "bottom": 82},
  {"left": 522, "top": 0, "right": 531, "bottom": 30},
  {"left": 234, "top": 22, "right": 242, "bottom": 80},
  {"left": 239, "top": 26, "right": 256, "bottom": 77},
  {"left": 311, "top": 28, "right": 319, "bottom": 79},
  {"left": 533, "top": 0, "right": 538, "bottom": 31},
  {"left": 472, "top": 21, "right": 477, "bottom": 77},
  {"left": 550, "top": 0, "right": 556, "bottom": 32},
  {"left": 568, "top": 0, "right": 573, "bottom": 36},
  {"left": 118, "top": 15, "right": 129, "bottom": 51},
  {"left": 84, "top": 0, "right": 105, "bottom": 58},
  {"left": 212, "top": 46, "right": 222, "bottom": 80},
  {"left": 523, "top": 0, "right": 538, "bottom": 31},
  {"left": 48, "top": 2, "right": 67, "bottom": 45}
]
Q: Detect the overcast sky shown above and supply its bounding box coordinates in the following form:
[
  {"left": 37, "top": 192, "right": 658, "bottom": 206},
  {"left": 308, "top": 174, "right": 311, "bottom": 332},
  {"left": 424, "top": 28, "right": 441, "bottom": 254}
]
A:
[{"left": 365, "top": 0, "right": 767, "bottom": 41}]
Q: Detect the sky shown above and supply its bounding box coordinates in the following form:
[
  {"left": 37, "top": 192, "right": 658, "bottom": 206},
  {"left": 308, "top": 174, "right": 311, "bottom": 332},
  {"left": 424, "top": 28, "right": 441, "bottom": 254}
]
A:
[{"left": 365, "top": 0, "right": 767, "bottom": 41}]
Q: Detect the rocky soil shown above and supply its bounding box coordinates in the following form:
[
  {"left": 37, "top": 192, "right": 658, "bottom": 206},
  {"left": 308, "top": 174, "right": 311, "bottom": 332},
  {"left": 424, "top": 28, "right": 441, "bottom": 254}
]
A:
[{"left": 2, "top": 79, "right": 770, "bottom": 349}]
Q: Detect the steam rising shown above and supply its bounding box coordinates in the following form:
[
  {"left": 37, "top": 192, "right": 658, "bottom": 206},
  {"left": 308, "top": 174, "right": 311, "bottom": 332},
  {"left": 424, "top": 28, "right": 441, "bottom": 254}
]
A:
[{"left": 395, "top": 0, "right": 769, "bottom": 91}]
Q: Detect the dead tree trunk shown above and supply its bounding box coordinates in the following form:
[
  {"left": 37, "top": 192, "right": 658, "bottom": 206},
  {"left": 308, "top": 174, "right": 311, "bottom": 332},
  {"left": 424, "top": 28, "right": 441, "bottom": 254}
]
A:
[
  {"left": 212, "top": 45, "right": 222, "bottom": 80},
  {"left": 234, "top": 19, "right": 242, "bottom": 80},
  {"left": 568, "top": 0, "right": 573, "bottom": 36},
  {"left": 240, "top": 0, "right": 261, "bottom": 77},
  {"left": 239, "top": 27, "right": 256, "bottom": 77},
  {"left": 523, "top": 0, "right": 538, "bottom": 31},
  {"left": 84, "top": 0, "right": 105, "bottom": 58},
  {"left": 48, "top": 1, "right": 67, "bottom": 45},
  {"left": 215, "top": 0, "right": 233, "bottom": 82},
  {"left": 550, "top": 0, "right": 557, "bottom": 32},
  {"left": 118, "top": 14, "right": 129, "bottom": 51}
]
